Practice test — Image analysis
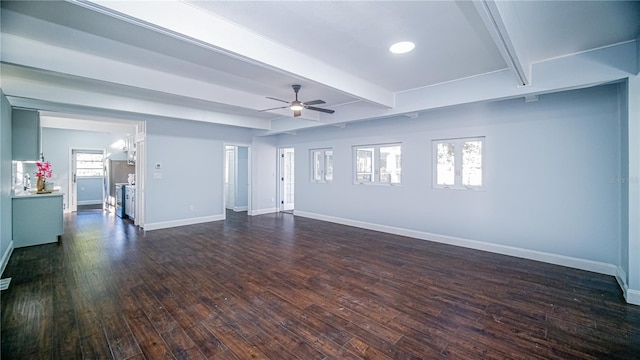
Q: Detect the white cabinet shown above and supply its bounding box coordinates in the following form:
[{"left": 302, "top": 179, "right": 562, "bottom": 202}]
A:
[
  {"left": 12, "top": 109, "right": 41, "bottom": 161},
  {"left": 124, "top": 135, "right": 136, "bottom": 164},
  {"left": 125, "top": 185, "right": 135, "bottom": 220}
]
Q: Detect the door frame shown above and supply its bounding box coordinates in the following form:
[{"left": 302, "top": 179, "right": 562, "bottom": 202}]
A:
[
  {"left": 134, "top": 132, "right": 145, "bottom": 228},
  {"left": 278, "top": 147, "right": 295, "bottom": 212},
  {"left": 222, "top": 143, "right": 252, "bottom": 218}
]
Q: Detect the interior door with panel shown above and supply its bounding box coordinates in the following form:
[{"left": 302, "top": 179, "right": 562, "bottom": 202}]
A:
[{"left": 280, "top": 148, "right": 295, "bottom": 212}]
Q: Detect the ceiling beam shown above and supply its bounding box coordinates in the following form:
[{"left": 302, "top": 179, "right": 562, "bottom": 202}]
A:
[
  {"left": 0, "top": 34, "right": 276, "bottom": 113},
  {"left": 473, "top": 0, "right": 531, "bottom": 86},
  {"left": 70, "top": 0, "right": 395, "bottom": 109},
  {"left": 2, "top": 75, "right": 272, "bottom": 130}
]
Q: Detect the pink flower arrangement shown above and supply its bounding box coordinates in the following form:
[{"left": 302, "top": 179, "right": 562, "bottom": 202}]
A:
[{"left": 35, "top": 161, "right": 52, "bottom": 179}]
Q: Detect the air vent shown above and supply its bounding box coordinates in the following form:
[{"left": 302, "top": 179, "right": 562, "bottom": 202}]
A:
[{"left": 0, "top": 278, "right": 11, "bottom": 291}]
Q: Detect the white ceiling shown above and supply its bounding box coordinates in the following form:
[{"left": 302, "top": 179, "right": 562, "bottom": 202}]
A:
[{"left": 1, "top": 0, "right": 638, "bottom": 134}]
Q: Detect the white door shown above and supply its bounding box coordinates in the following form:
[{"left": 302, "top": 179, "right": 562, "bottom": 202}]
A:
[
  {"left": 70, "top": 150, "right": 78, "bottom": 212},
  {"left": 225, "top": 146, "right": 235, "bottom": 210},
  {"left": 280, "top": 148, "right": 295, "bottom": 211}
]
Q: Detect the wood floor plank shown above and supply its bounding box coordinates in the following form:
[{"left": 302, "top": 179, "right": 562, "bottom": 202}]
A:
[
  {"left": 2, "top": 210, "right": 640, "bottom": 359},
  {"left": 123, "top": 308, "right": 176, "bottom": 360},
  {"left": 200, "top": 316, "right": 270, "bottom": 360}
]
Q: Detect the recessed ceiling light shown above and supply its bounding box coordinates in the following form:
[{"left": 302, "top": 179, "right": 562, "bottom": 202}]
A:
[{"left": 389, "top": 41, "right": 415, "bottom": 54}]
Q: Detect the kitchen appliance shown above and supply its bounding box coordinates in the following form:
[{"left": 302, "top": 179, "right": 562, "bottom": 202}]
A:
[
  {"left": 115, "top": 183, "right": 126, "bottom": 218},
  {"left": 125, "top": 185, "right": 135, "bottom": 220},
  {"left": 104, "top": 159, "right": 135, "bottom": 213}
]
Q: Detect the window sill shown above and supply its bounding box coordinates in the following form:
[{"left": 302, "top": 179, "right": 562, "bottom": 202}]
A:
[
  {"left": 434, "top": 186, "right": 485, "bottom": 191},
  {"left": 354, "top": 182, "right": 402, "bottom": 187}
]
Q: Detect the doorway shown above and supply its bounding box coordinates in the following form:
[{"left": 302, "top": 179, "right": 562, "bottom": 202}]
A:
[
  {"left": 279, "top": 147, "right": 294, "bottom": 213},
  {"left": 70, "top": 149, "right": 106, "bottom": 213},
  {"left": 224, "top": 145, "right": 251, "bottom": 214}
]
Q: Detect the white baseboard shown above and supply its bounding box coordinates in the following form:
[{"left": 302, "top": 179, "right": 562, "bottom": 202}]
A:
[
  {"left": 295, "top": 211, "right": 619, "bottom": 277},
  {"left": 627, "top": 289, "right": 640, "bottom": 305},
  {"left": 78, "top": 200, "right": 102, "bottom": 205},
  {"left": 1, "top": 241, "right": 14, "bottom": 277},
  {"left": 616, "top": 266, "right": 628, "bottom": 296},
  {"left": 615, "top": 266, "right": 640, "bottom": 306},
  {"left": 144, "top": 214, "right": 224, "bottom": 231},
  {"left": 249, "top": 207, "right": 278, "bottom": 216},
  {"left": 233, "top": 206, "right": 248, "bottom": 212}
]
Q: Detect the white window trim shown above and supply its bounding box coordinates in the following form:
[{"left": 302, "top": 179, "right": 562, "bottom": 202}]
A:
[
  {"left": 310, "top": 148, "right": 333, "bottom": 183},
  {"left": 353, "top": 143, "right": 402, "bottom": 185},
  {"left": 432, "top": 137, "right": 485, "bottom": 190}
]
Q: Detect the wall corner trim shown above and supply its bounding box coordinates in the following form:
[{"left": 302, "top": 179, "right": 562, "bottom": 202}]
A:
[
  {"left": 1, "top": 241, "right": 15, "bottom": 277},
  {"left": 143, "top": 215, "right": 224, "bottom": 231},
  {"left": 295, "top": 210, "right": 622, "bottom": 281}
]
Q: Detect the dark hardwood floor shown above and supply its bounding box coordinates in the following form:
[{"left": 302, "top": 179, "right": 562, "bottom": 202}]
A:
[{"left": 2, "top": 210, "right": 639, "bottom": 359}]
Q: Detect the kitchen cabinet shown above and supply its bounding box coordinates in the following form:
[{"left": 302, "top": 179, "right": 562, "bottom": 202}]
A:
[
  {"left": 12, "top": 108, "right": 41, "bottom": 161},
  {"left": 124, "top": 135, "right": 136, "bottom": 164},
  {"left": 125, "top": 185, "right": 135, "bottom": 220},
  {"left": 12, "top": 193, "right": 64, "bottom": 248}
]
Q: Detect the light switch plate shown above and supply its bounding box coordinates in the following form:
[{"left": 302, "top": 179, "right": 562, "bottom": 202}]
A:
[{"left": 152, "top": 172, "right": 162, "bottom": 180}]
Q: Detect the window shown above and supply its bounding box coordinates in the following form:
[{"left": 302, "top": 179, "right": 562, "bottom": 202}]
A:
[
  {"left": 311, "top": 148, "right": 333, "bottom": 182},
  {"left": 76, "top": 152, "right": 105, "bottom": 177},
  {"left": 353, "top": 143, "right": 401, "bottom": 184},
  {"left": 433, "top": 137, "right": 484, "bottom": 189}
]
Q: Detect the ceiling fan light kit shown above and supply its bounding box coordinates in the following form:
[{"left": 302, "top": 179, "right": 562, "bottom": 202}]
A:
[
  {"left": 260, "top": 84, "right": 335, "bottom": 117},
  {"left": 290, "top": 101, "right": 303, "bottom": 111}
]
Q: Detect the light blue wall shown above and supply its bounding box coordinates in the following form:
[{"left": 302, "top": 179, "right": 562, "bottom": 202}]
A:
[
  {"left": 236, "top": 146, "right": 248, "bottom": 208},
  {"left": 77, "top": 177, "right": 103, "bottom": 204},
  {"left": 41, "top": 127, "right": 129, "bottom": 211},
  {"left": 278, "top": 84, "right": 623, "bottom": 265},
  {"left": 144, "top": 118, "right": 253, "bottom": 225},
  {"left": 0, "top": 90, "right": 12, "bottom": 271}
]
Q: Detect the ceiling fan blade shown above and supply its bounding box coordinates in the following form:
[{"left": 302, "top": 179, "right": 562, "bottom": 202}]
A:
[
  {"left": 266, "top": 96, "right": 290, "bottom": 104},
  {"left": 303, "top": 99, "right": 325, "bottom": 106},
  {"left": 293, "top": 110, "right": 302, "bottom": 117},
  {"left": 306, "top": 106, "right": 335, "bottom": 114},
  {"left": 259, "top": 106, "right": 288, "bottom": 112}
]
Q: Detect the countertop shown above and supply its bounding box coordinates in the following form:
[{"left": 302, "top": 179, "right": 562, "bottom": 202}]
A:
[{"left": 12, "top": 191, "right": 64, "bottom": 199}]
